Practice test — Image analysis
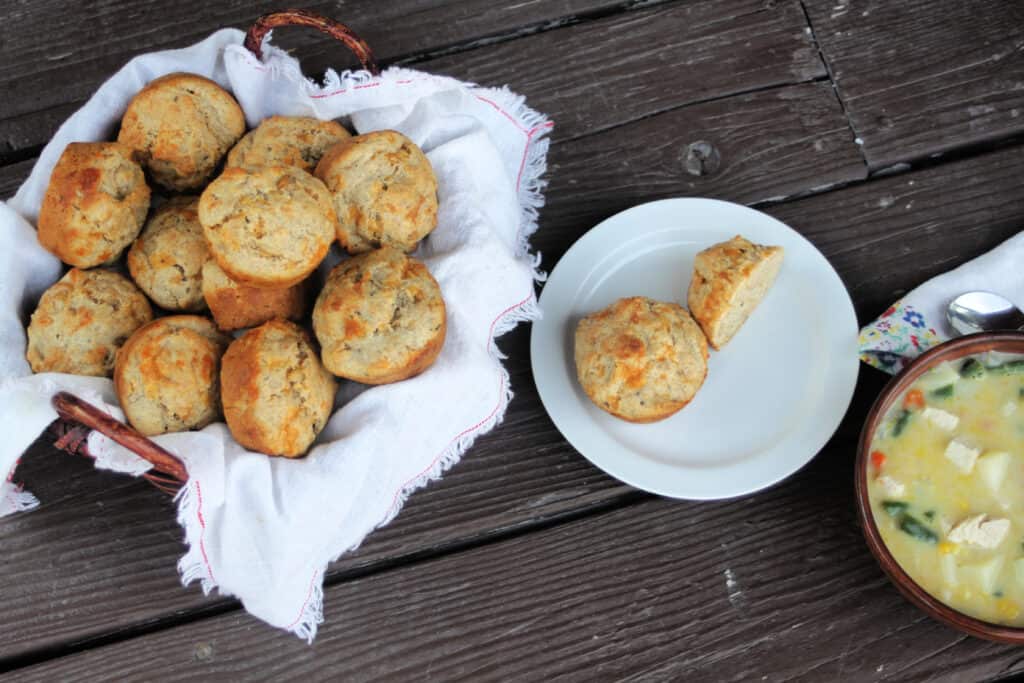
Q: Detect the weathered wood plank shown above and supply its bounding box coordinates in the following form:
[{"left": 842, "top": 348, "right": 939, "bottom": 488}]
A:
[
  {"left": 533, "top": 81, "right": 866, "bottom": 263},
  {"left": 424, "top": 0, "right": 825, "bottom": 143},
  {"left": 0, "top": 0, "right": 825, "bottom": 158},
  {"left": 767, "top": 144, "right": 1024, "bottom": 324},
  {"left": 0, "top": 80, "right": 863, "bottom": 663},
  {"left": 804, "top": 0, "right": 1024, "bottom": 170},
  {"left": 0, "top": 0, "right": 637, "bottom": 156},
  {"left": 0, "top": 159, "right": 33, "bottom": 199},
  {"left": 12, "top": 397, "right": 1023, "bottom": 682}
]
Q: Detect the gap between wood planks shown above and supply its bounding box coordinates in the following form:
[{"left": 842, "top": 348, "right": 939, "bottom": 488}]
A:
[
  {"left": 0, "top": 0, "right": 689, "bottom": 167},
  {"left": 384, "top": 0, "right": 691, "bottom": 68},
  {"left": 797, "top": 0, "right": 868, "bottom": 169},
  {"left": 0, "top": 490, "right": 650, "bottom": 675}
]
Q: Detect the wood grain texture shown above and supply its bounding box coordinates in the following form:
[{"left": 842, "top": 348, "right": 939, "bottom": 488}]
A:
[
  {"left": 767, "top": 144, "right": 1024, "bottom": 324},
  {"left": 0, "top": 0, "right": 825, "bottom": 160},
  {"left": 12, "top": 397, "right": 1024, "bottom": 682},
  {"left": 425, "top": 0, "right": 826, "bottom": 143},
  {"left": 0, "top": 158, "right": 33, "bottom": 199},
  {"left": 804, "top": 0, "right": 1024, "bottom": 169},
  {"left": 0, "top": 0, "right": 649, "bottom": 158},
  {"left": 0, "top": 77, "right": 862, "bottom": 662},
  {"left": 533, "top": 81, "right": 867, "bottom": 264}
]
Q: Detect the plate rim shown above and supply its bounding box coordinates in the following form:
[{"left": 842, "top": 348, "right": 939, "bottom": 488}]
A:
[{"left": 530, "top": 196, "right": 860, "bottom": 500}]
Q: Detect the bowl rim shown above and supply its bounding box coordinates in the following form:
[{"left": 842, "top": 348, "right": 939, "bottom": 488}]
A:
[{"left": 856, "top": 331, "right": 1024, "bottom": 643}]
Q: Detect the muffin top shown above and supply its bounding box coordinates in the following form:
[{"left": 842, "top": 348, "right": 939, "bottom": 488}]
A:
[
  {"left": 201, "top": 259, "right": 308, "bottom": 332},
  {"left": 37, "top": 142, "right": 150, "bottom": 268},
  {"left": 127, "top": 196, "right": 208, "bottom": 311},
  {"left": 118, "top": 72, "right": 245, "bottom": 191},
  {"left": 314, "top": 129, "right": 438, "bottom": 254},
  {"left": 198, "top": 165, "right": 336, "bottom": 288},
  {"left": 313, "top": 247, "right": 446, "bottom": 384},
  {"left": 220, "top": 319, "right": 337, "bottom": 457},
  {"left": 574, "top": 296, "right": 708, "bottom": 423},
  {"left": 26, "top": 268, "right": 153, "bottom": 377},
  {"left": 226, "top": 115, "right": 351, "bottom": 173},
  {"left": 114, "top": 315, "right": 230, "bottom": 436}
]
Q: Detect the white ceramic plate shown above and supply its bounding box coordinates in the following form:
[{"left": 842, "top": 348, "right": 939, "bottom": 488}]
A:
[{"left": 531, "top": 198, "right": 859, "bottom": 500}]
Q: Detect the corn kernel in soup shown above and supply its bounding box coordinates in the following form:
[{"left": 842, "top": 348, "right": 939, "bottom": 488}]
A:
[{"left": 867, "top": 353, "right": 1024, "bottom": 625}]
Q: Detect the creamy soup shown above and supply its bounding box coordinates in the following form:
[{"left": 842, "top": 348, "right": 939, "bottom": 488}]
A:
[{"left": 867, "top": 352, "right": 1024, "bottom": 625}]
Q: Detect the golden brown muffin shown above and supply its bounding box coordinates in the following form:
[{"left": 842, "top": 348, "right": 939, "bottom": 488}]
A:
[
  {"left": 574, "top": 297, "right": 708, "bottom": 423},
  {"left": 226, "top": 115, "right": 350, "bottom": 173},
  {"left": 127, "top": 196, "right": 208, "bottom": 311},
  {"left": 687, "top": 235, "right": 784, "bottom": 350},
  {"left": 314, "top": 130, "right": 438, "bottom": 254},
  {"left": 37, "top": 142, "right": 150, "bottom": 268},
  {"left": 198, "top": 165, "right": 336, "bottom": 288},
  {"left": 117, "top": 73, "right": 245, "bottom": 191},
  {"left": 114, "top": 315, "right": 230, "bottom": 436},
  {"left": 26, "top": 268, "right": 153, "bottom": 377},
  {"left": 313, "top": 247, "right": 446, "bottom": 384},
  {"left": 201, "top": 259, "right": 308, "bottom": 332},
  {"left": 220, "top": 320, "right": 337, "bottom": 457}
]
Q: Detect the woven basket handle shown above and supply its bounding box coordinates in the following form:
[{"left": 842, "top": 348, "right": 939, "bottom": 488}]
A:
[
  {"left": 52, "top": 392, "right": 189, "bottom": 490},
  {"left": 244, "top": 9, "right": 380, "bottom": 75}
]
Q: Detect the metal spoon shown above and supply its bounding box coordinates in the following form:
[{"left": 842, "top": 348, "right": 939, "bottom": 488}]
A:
[{"left": 946, "top": 291, "right": 1024, "bottom": 335}]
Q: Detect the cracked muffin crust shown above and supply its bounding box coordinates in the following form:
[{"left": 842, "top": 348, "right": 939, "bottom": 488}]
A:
[
  {"left": 37, "top": 142, "right": 150, "bottom": 268},
  {"left": 226, "top": 115, "right": 350, "bottom": 173},
  {"left": 574, "top": 296, "right": 708, "bottom": 423},
  {"left": 313, "top": 247, "right": 446, "bottom": 384},
  {"left": 314, "top": 129, "right": 438, "bottom": 254},
  {"left": 198, "top": 165, "right": 336, "bottom": 288},
  {"left": 118, "top": 72, "right": 245, "bottom": 191},
  {"left": 220, "top": 319, "right": 337, "bottom": 457},
  {"left": 127, "top": 196, "right": 208, "bottom": 311},
  {"left": 114, "top": 315, "right": 230, "bottom": 436},
  {"left": 26, "top": 268, "right": 153, "bottom": 377},
  {"left": 201, "top": 259, "right": 308, "bottom": 332}
]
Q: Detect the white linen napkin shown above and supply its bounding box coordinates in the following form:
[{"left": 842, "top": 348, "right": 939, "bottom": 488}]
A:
[
  {"left": 859, "top": 232, "right": 1024, "bottom": 373},
  {"left": 0, "top": 29, "right": 552, "bottom": 641}
]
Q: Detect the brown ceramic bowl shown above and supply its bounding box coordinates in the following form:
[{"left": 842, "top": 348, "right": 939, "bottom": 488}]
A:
[{"left": 856, "top": 331, "right": 1024, "bottom": 643}]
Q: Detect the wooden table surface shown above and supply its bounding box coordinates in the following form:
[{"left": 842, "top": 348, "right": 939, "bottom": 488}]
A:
[{"left": 2, "top": 1, "right": 1024, "bottom": 680}]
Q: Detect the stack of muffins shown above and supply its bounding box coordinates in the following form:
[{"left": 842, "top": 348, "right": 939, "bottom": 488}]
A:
[{"left": 26, "top": 73, "right": 447, "bottom": 458}]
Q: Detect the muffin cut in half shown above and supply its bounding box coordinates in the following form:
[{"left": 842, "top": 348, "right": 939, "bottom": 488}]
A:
[{"left": 687, "top": 235, "right": 784, "bottom": 350}]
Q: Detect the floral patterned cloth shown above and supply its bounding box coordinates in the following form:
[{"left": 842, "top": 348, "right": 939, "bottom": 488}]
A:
[
  {"left": 858, "top": 232, "right": 1024, "bottom": 375},
  {"left": 859, "top": 301, "right": 943, "bottom": 373}
]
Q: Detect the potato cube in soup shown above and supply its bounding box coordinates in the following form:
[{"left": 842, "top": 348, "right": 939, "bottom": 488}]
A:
[
  {"left": 916, "top": 362, "right": 960, "bottom": 392},
  {"left": 922, "top": 406, "right": 959, "bottom": 432},
  {"left": 945, "top": 438, "right": 981, "bottom": 474},
  {"left": 977, "top": 452, "right": 1011, "bottom": 494},
  {"left": 960, "top": 556, "right": 1006, "bottom": 595}
]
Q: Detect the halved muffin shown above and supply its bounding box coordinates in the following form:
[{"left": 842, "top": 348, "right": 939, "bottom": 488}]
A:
[{"left": 687, "top": 235, "right": 784, "bottom": 350}]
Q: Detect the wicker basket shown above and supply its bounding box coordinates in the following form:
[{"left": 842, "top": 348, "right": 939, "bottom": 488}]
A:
[{"left": 47, "top": 9, "right": 379, "bottom": 494}]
